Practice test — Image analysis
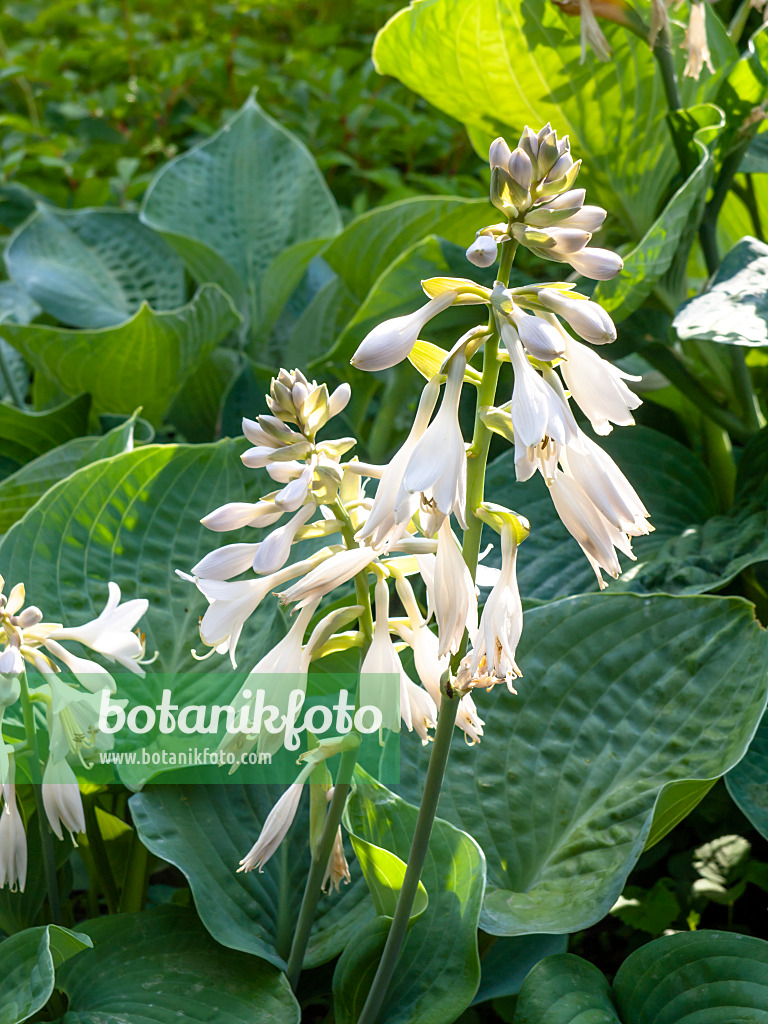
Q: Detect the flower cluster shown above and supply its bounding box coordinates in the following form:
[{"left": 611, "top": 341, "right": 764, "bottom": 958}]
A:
[
  {"left": 0, "top": 577, "right": 147, "bottom": 891},
  {"left": 183, "top": 124, "right": 651, "bottom": 877}
]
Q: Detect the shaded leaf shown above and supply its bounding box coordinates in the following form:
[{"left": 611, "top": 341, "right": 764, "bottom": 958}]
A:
[
  {"left": 0, "top": 393, "right": 90, "bottom": 477},
  {"left": 0, "top": 924, "right": 91, "bottom": 1024}
]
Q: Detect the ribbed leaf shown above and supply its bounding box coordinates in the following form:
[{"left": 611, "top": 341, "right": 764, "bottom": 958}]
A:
[
  {"left": 0, "top": 924, "right": 91, "bottom": 1024},
  {"left": 0, "top": 393, "right": 90, "bottom": 477}
]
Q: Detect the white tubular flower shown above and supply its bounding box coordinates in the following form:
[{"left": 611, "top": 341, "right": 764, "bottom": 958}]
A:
[
  {"left": 503, "top": 322, "right": 578, "bottom": 458},
  {"left": 538, "top": 289, "right": 616, "bottom": 344},
  {"left": 578, "top": 0, "right": 612, "bottom": 62},
  {"left": 358, "top": 379, "right": 440, "bottom": 547},
  {"left": 508, "top": 304, "right": 566, "bottom": 360},
  {"left": 566, "top": 247, "right": 623, "bottom": 280},
  {"left": 274, "top": 465, "right": 313, "bottom": 512},
  {"left": 684, "top": 0, "right": 713, "bottom": 78},
  {"left": 350, "top": 291, "right": 458, "bottom": 372},
  {"left": 433, "top": 519, "right": 478, "bottom": 658},
  {"left": 252, "top": 504, "right": 315, "bottom": 575},
  {"left": 323, "top": 827, "right": 351, "bottom": 893},
  {"left": 192, "top": 543, "right": 261, "bottom": 581},
  {"left": 238, "top": 782, "right": 304, "bottom": 873},
  {"left": 42, "top": 759, "right": 85, "bottom": 843},
  {"left": 563, "top": 434, "right": 652, "bottom": 538},
  {"left": 42, "top": 639, "right": 116, "bottom": 695},
  {"left": 266, "top": 461, "right": 305, "bottom": 484},
  {"left": 650, "top": 0, "right": 670, "bottom": 46},
  {"left": 0, "top": 646, "right": 23, "bottom": 678},
  {"left": 549, "top": 469, "right": 634, "bottom": 588},
  {"left": 560, "top": 334, "right": 641, "bottom": 435},
  {"left": 394, "top": 575, "right": 449, "bottom": 704},
  {"left": 469, "top": 521, "right": 523, "bottom": 689},
  {"left": 0, "top": 784, "right": 26, "bottom": 893},
  {"left": 360, "top": 578, "right": 405, "bottom": 737},
  {"left": 201, "top": 500, "right": 284, "bottom": 532},
  {"left": 47, "top": 582, "right": 148, "bottom": 677},
  {"left": 401, "top": 674, "right": 438, "bottom": 745},
  {"left": 278, "top": 546, "right": 376, "bottom": 609},
  {"left": 196, "top": 575, "right": 281, "bottom": 667},
  {"left": 396, "top": 352, "right": 468, "bottom": 528},
  {"left": 466, "top": 234, "right": 498, "bottom": 268}
]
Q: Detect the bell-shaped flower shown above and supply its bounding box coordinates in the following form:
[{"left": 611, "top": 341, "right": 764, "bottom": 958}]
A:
[
  {"left": 578, "top": 0, "right": 612, "bottom": 62},
  {"left": 47, "top": 582, "right": 147, "bottom": 677},
  {"left": 357, "top": 379, "right": 440, "bottom": 547},
  {"left": 548, "top": 469, "right": 635, "bottom": 589},
  {"left": 360, "top": 578, "right": 406, "bottom": 738},
  {"left": 393, "top": 574, "right": 449, "bottom": 704},
  {"left": 562, "top": 434, "right": 652, "bottom": 538},
  {"left": 538, "top": 289, "right": 616, "bottom": 344},
  {"left": 0, "top": 784, "right": 26, "bottom": 892},
  {"left": 42, "top": 758, "right": 86, "bottom": 842},
  {"left": 196, "top": 575, "right": 285, "bottom": 667},
  {"left": 201, "top": 500, "right": 284, "bottom": 532},
  {"left": 401, "top": 674, "right": 438, "bottom": 745},
  {"left": 469, "top": 521, "right": 523, "bottom": 689},
  {"left": 684, "top": 0, "right": 713, "bottom": 78},
  {"left": 433, "top": 519, "right": 477, "bottom": 658},
  {"left": 351, "top": 291, "right": 458, "bottom": 372},
  {"left": 0, "top": 646, "right": 23, "bottom": 679},
  {"left": 560, "top": 334, "right": 641, "bottom": 435},
  {"left": 192, "top": 543, "right": 261, "bottom": 581},
  {"left": 456, "top": 693, "right": 484, "bottom": 744},
  {"left": 252, "top": 504, "right": 315, "bottom": 575},
  {"left": 396, "top": 352, "right": 468, "bottom": 528},
  {"left": 238, "top": 781, "right": 305, "bottom": 873}
]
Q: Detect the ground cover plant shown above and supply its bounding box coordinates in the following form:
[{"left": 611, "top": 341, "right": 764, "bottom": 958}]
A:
[{"left": 2, "top": 1, "right": 768, "bottom": 1022}]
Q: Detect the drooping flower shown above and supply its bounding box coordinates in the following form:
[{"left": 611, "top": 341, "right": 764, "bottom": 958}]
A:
[
  {"left": 359, "top": 578, "right": 406, "bottom": 738},
  {"left": 562, "top": 432, "right": 652, "bottom": 538},
  {"left": 42, "top": 758, "right": 86, "bottom": 843},
  {"left": 278, "top": 546, "right": 376, "bottom": 610},
  {"left": 350, "top": 291, "right": 458, "bottom": 372},
  {"left": 684, "top": 0, "right": 713, "bottom": 78},
  {"left": 469, "top": 520, "right": 524, "bottom": 689},
  {"left": 0, "top": 783, "right": 26, "bottom": 892},
  {"left": 559, "top": 333, "right": 641, "bottom": 435},
  {"left": 537, "top": 288, "right": 616, "bottom": 344},
  {"left": 46, "top": 674, "right": 115, "bottom": 767},
  {"left": 323, "top": 826, "right": 351, "bottom": 893},
  {"left": 252, "top": 504, "right": 315, "bottom": 575},
  {"left": 433, "top": 519, "right": 478, "bottom": 658},
  {"left": 238, "top": 782, "right": 304, "bottom": 873}
]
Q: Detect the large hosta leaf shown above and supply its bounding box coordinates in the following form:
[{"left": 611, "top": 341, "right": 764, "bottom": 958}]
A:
[
  {"left": 514, "top": 932, "right": 768, "bottom": 1023},
  {"left": 0, "top": 924, "right": 91, "bottom": 1024},
  {"left": 141, "top": 94, "right": 341, "bottom": 333},
  {"left": 129, "top": 784, "right": 372, "bottom": 971},
  {"left": 0, "top": 285, "right": 241, "bottom": 424},
  {"left": 674, "top": 236, "right": 768, "bottom": 345},
  {"left": 54, "top": 905, "right": 300, "bottom": 1024},
  {"left": 0, "top": 438, "right": 278, "bottom": 675},
  {"left": 727, "top": 710, "right": 768, "bottom": 841},
  {"left": 333, "top": 769, "right": 485, "bottom": 1024},
  {"left": 373, "top": 0, "right": 734, "bottom": 238},
  {"left": 4, "top": 208, "right": 186, "bottom": 328},
  {"left": 0, "top": 394, "right": 90, "bottom": 478},
  {"left": 0, "top": 415, "right": 136, "bottom": 534},
  {"left": 397, "top": 592, "right": 767, "bottom": 936}
]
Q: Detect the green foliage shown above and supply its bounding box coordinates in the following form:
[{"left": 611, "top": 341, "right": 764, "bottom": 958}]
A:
[{"left": 0, "top": 923, "right": 91, "bottom": 1024}]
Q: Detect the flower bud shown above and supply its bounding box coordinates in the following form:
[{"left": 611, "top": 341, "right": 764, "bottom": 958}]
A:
[
  {"left": 509, "top": 307, "right": 566, "bottom": 360},
  {"left": 546, "top": 152, "right": 573, "bottom": 182},
  {"left": 538, "top": 289, "right": 616, "bottom": 344},
  {"left": 566, "top": 247, "right": 623, "bottom": 281},
  {"left": 536, "top": 131, "right": 559, "bottom": 177},
  {"left": 0, "top": 648, "right": 22, "bottom": 681},
  {"left": 518, "top": 126, "right": 540, "bottom": 178},
  {"left": 524, "top": 188, "right": 586, "bottom": 227},
  {"left": 556, "top": 205, "right": 606, "bottom": 232},
  {"left": 350, "top": 291, "right": 458, "bottom": 372},
  {"left": 15, "top": 606, "right": 42, "bottom": 628},
  {"left": 489, "top": 137, "right": 512, "bottom": 170},
  {"left": 536, "top": 159, "right": 582, "bottom": 198},
  {"left": 327, "top": 383, "right": 351, "bottom": 419},
  {"left": 508, "top": 147, "right": 532, "bottom": 191},
  {"left": 466, "top": 234, "right": 498, "bottom": 268}
]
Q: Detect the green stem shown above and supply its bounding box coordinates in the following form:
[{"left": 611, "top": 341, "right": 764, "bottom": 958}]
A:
[
  {"left": 330, "top": 498, "right": 374, "bottom": 646},
  {"left": 275, "top": 844, "right": 294, "bottom": 961},
  {"left": 18, "top": 670, "right": 61, "bottom": 924},
  {"left": 729, "top": 345, "right": 764, "bottom": 433},
  {"left": 355, "top": 694, "right": 460, "bottom": 1024},
  {"left": 83, "top": 795, "right": 119, "bottom": 914},
  {"left": 652, "top": 23, "right": 681, "bottom": 112},
  {"left": 118, "top": 829, "right": 149, "bottom": 913},
  {"left": 700, "top": 416, "right": 736, "bottom": 512},
  {"left": 285, "top": 744, "right": 359, "bottom": 988},
  {"left": 643, "top": 343, "right": 754, "bottom": 442}
]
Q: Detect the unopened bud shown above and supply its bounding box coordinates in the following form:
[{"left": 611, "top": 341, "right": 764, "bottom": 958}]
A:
[
  {"left": 536, "top": 131, "right": 559, "bottom": 177},
  {"left": 327, "top": 383, "right": 351, "bottom": 419},
  {"left": 566, "top": 247, "right": 624, "bottom": 281},
  {"left": 16, "top": 606, "right": 43, "bottom": 628},
  {"left": 489, "top": 137, "right": 512, "bottom": 171},
  {"left": 508, "top": 147, "right": 532, "bottom": 191},
  {"left": 0, "top": 646, "right": 23, "bottom": 679},
  {"left": 466, "top": 234, "right": 498, "bottom": 268}
]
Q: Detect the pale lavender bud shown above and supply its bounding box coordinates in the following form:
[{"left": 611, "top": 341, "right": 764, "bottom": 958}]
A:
[
  {"left": 489, "top": 137, "right": 513, "bottom": 170},
  {"left": 566, "top": 247, "right": 624, "bottom": 281},
  {"left": 466, "top": 234, "right": 498, "bottom": 268},
  {"left": 508, "top": 147, "right": 532, "bottom": 190},
  {"left": 538, "top": 289, "right": 616, "bottom": 344}
]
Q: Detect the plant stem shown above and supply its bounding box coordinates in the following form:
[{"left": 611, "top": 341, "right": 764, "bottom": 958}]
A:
[
  {"left": 118, "top": 829, "right": 149, "bottom": 913},
  {"left": 17, "top": 670, "right": 62, "bottom": 924},
  {"left": 285, "top": 744, "right": 359, "bottom": 988},
  {"left": 330, "top": 497, "right": 374, "bottom": 645},
  {"left": 82, "top": 795, "right": 119, "bottom": 914},
  {"left": 652, "top": 24, "right": 681, "bottom": 112},
  {"left": 700, "top": 416, "right": 736, "bottom": 512},
  {"left": 463, "top": 333, "right": 502, "bottom": 579},
  {"left": 355, "top": 693, "right": 459, "bottom": 1024},
  {"left": 729, "top": 346, "right": 765, "bottom": 433}
]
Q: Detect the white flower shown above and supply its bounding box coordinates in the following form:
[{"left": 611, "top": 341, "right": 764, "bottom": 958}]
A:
[
  {"left": 538, "top": 289, "right": 616, "bottom": 344},
  {"left": 433, "top": 519, "right": 477, "bottom": 658},
  {"left": 456, "top": 693, "right": 484, "bottom": 744},
  {"left": 401, "top": 674, "right": 437, "bottom": 745},
  {"left": 566, "top": 247, "right": 623, "bottom": 280},
  {"left": 0, "top": 784, "right": 26, "bottom": 892},
  {"left": 524, "top": 189, "right": 586, "bottom": 227},
  {"left": 0, "top": 646, "right": 23, "bottom": 679},
  {"left": 560, "top": 334, "right": 641, "bottom": 435},
  {"left": 42, "top": 759, "right": 85, "bottom": 843},
  {"left": 466, "top": 235, "right": 498, "bottom": 268},
  {"left": 201, "top": 500, "right": 284, "bottom": 532},
  {"left": 252, "top": 504, "right": 315, "bottom": 575},
  {"left": 489, "top": 137, "right": 513, "bottom": 170},
  {"left": 548, "top": 469, "right": 634, "bottom": 588},
  {"left": 47, "top": 583, "right": 147, "bottom": 677},
  {"left": 396, "top": 352, "right": 468, "bottom": 528},
  {"left": 684, "top": 0, "right": 713, "bottom": 78},
  {"left": 328, "top": 382, "right": 351, "bottom": 419},
  {"left": 238, "top": 782, "right": 304, "bottom": 873},
  {"left": 357, "top": 379, "right": 440, "bottom": 547},
  {"left": 192, "top": 543, "right": 261, "bottom": 581},
  {"left": 278, "top": 546, "right": 376, "bottom": 609},
  {"left": 196, "top": 576, "right": 283, "bottom": 667},
  {"left": 563, "top": 433, "right": 652, "bottom": 537},
  {"left": 42, "top": 638, "right": 117, "bottom": 695},
  {"left": 508, "top": 304, "right": 566, "bottom": 360},
  {"left": 351, "top": 291, "right": 458, "bottom": 372},
  {"left": 469, "top": 521, "right": 523, "bottom": 688},
  {"left": 393, "top": 574, "right": 449, "bottom": 703},
  {"left": 360, "top": 578, "right": 406, "bottom": 737},
  {"left": 274, "top": 465, "right": 313, "bottom": 512},
  {"left": 46, "top": 675, "right": 115, "bottom": 766}
]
